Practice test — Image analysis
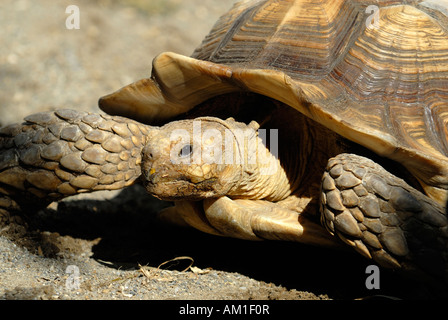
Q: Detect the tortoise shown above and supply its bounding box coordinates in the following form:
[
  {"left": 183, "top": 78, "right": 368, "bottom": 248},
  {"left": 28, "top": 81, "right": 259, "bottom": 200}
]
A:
[{"left": 1, "top": 0, "right": 448, "bottom": 288}]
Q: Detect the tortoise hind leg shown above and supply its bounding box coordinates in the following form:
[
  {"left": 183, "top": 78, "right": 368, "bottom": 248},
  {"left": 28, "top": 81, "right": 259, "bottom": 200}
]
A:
[
  {"left": 320, "top": 153, "right": 448, "bottom": 284},
  {"left": 0, "top": 109, "right": 150, "bottom": 211}
]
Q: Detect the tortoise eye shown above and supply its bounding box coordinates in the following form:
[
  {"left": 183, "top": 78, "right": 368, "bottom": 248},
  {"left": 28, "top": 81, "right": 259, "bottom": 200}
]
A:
[{"left": 179, "top": 144, "right": 193, "bottom": 158}]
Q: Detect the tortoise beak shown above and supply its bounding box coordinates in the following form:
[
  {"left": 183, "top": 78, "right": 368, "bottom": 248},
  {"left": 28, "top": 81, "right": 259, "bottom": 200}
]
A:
[{"left": 142, "top": 165, "right": 189, "bottom": 201}]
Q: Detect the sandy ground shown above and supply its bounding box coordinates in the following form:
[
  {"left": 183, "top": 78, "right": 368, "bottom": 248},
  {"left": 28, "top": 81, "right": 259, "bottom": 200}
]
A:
[{"left": 0, "top": 0, "right": 443, "bottom": 302}]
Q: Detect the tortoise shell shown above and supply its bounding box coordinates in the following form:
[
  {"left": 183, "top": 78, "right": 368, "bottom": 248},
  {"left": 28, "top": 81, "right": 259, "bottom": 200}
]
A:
[{"left": 99, "top": 0, "right": 448, "bottom": 204}]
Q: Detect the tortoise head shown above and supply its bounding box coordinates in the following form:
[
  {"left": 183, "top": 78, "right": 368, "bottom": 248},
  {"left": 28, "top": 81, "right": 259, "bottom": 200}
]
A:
[{"left": 141, "top": 117, "right": 262, "bottom": 201}]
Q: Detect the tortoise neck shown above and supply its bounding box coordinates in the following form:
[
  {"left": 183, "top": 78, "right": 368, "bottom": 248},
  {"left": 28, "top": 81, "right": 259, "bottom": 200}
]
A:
[
  {"left": 226, "top": 129, "right": 293, "bottom": 201},
  {"left": 226, "top": 110, "right": 346, "bottom": 202}
]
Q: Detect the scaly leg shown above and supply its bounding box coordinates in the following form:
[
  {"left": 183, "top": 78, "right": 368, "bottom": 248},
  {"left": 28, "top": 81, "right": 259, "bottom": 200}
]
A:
[
  {"left": 320, "top": 153, "right": 448, "bottom": 284},
  {"left": 0, "top": 109, "right": 151, "bottom": 211}
]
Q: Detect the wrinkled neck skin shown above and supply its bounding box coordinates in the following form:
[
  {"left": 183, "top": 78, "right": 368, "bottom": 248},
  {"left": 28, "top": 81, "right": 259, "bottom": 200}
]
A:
[
  {"left": 226, "top": 113, "right": 344, "bottom": 204},
  {"left": 225, "top": 132, "right": 292, "bottom": 201}
]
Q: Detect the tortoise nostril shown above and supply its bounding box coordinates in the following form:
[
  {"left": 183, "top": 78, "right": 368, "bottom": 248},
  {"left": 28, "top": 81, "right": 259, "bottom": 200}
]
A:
[
  {"left": 144, "top": 150, "right": 154, "bottom": 160},
  {"left": 142, "top": 145, "right": 155, "bottom": 160}
]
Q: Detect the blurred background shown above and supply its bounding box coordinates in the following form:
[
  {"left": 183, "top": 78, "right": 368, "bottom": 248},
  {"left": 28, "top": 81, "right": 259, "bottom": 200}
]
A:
[{"left": 0, "top": 0, "right": 235, "bottom": 125}]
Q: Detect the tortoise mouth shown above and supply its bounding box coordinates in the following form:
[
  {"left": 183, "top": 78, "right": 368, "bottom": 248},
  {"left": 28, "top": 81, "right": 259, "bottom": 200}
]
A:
[{"left": 142, "top": 173, "right": 220, "bottom": 201}]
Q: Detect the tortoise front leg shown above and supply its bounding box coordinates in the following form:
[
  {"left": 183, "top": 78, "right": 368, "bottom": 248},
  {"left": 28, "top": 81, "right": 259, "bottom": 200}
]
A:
[
  {"left": 187, "top": 196, "right": 341, "bottom": 247},
  {"left": 0, "top": 109, "right": 151, "bottom": 211},
  {"left": 320, "top": 153, "right": 448, "bottom": 283}
]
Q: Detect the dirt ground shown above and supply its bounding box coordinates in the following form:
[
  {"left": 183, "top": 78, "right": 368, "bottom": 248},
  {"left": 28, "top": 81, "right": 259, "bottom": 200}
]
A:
[{"left": 0, "top": 0, "right": 444, "bottom": 302}]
